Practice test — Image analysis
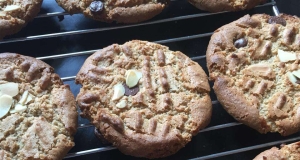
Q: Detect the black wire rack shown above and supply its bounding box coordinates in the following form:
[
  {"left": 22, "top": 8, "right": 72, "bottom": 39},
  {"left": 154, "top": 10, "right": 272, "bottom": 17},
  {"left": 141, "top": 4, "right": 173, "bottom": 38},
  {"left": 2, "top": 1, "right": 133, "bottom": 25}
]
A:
[{"left": 1, "top": 0, "right": 300, "bottom": 159}]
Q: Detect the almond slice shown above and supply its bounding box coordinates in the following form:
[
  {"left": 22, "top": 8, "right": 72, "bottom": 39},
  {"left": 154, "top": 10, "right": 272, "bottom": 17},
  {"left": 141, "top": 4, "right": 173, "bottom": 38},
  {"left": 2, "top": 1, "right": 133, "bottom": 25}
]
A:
[
  {"left": 0, "top": 95, "right": 13, "bottom": 119},
  {"left": 0, "top": 12, "right": 6, "bottom": 16},
  {"left": 292, "top": 70, "right": 300, "bottom": 79},
  {"left": 15, "top": 103, "right": 27, "bottom": 112},
  {"left": 116, "top": 100, "right": 127, "bottom": 109},
  {"left": 0, "top": 82, "right": 19, "bottom": 97},
  {"left": 287, "top": 72, "right": 298, "bottom": 86},
  {"left": 278, "top": 49, "right": 297, "bottom": 62},
  {"left": 18, "top": 90, "right": 29, "bottom": 105},
  {"left": 3, "top": 5, "right": 21, "bottom": 12},
  {"left": 126, "top": 70, "right": 142, "bottom": 88},
  {"left": 112, "top": 83, "right": 125, "bottom": 100},
  {"left": 25, "top": 93, "right": 33, "bottom": 104}
]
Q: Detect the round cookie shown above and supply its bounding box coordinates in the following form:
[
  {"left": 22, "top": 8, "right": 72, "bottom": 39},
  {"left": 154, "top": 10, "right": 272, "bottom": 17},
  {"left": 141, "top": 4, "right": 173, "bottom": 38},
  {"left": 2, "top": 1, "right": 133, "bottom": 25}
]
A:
[
  {"left": 207, "top": 14, "right": 300, "bottom": 136},
  {"left": 254, "top": 142, "right": 300, "bottom": 160},
  {"left": 0, "top": 0, "right": 43, "bottom": 39},
  {"left": 0, "top": 53, "right": 77, "bottom": 159},
  {"left": 55, "top": 0, "right": 169, "bottom": 23},
  {"left": 76, "top": 40, "right": 212, "bottom": 158},
  {"left": 187, "top": 0, "right": 266, "bottom": 12}
]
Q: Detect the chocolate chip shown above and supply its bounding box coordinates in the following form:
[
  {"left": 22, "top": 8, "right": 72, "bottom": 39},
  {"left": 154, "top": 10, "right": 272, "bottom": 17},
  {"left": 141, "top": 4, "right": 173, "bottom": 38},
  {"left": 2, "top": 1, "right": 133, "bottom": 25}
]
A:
[
  {"left": 268, "top": 16, "right": 286, "bottom": 26},
  {"left": 234, "top": 38, "right": 248, "bottom": 48},
  {"left": 123, "top": 83, "right": 139, "bottom": 96},
  {"left": 231, "top": 53, "right": 238, "bottom": 58},
  {"left": 89, "top": 1, "right": 104, "bottom": 13}
]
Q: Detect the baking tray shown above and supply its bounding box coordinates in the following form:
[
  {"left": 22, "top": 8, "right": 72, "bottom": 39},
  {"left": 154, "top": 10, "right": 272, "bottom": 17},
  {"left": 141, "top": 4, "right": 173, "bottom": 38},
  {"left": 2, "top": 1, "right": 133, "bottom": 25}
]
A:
[{"left": 1, "top": 0, "right": 300, "bottom": 159}]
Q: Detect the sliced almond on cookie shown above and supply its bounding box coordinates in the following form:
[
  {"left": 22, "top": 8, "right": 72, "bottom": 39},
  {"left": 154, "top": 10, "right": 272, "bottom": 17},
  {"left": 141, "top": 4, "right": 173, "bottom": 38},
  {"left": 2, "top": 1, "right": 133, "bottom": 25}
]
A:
[
  {"left": 112, "top": 83, "right": 125, "bottom": 100},
  {"left": 0, "top": 95, "right": 13, "bottom": 119},
  {"left": 3, "top": 5, "right": 21, "bottom": 12},
  {"left": 292, "top": 70, "right": 300, "bottom": 79},
  {"left": 0, "top": 82, "right": 19, "bottom": 97},
  {"left": 0, "top": 12, "right": 6, "bottom": 16},
  {"left": 116, "top": 100, "right": 127, "bottom": 109},
  {"left": 25, "top": 93, "right": 34, "bottom": 104},
  {"left": 18, "top": 90, "right": 29, "bottom": 105},
  {"left": 126, "top": 70, "right": 142, "bottom": 88},
  {"left": 278, "top": 49, "right": 297, "bottom": 62},
  {"left": 287, "top": 72, "right": 298, "bottom": 85},
  {"left": 10, "top": 105, "right": 27, "bottom": 114}
]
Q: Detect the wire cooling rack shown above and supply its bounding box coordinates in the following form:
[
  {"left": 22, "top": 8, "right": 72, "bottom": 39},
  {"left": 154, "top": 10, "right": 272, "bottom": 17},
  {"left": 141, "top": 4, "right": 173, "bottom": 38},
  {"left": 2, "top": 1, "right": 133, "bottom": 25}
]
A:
[{"left": 1, "top": 0, "right": 300, "bottom": 159}]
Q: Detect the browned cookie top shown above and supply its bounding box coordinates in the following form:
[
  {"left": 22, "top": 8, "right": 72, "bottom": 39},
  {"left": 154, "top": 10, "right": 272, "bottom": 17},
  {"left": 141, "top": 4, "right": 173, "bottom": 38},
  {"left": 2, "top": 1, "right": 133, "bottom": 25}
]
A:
[
  {"left": 207, "top": 14, "right": 300, "bottom": 136},
  {"left": 188, "top": 0, "right": 266, "bottom": 12},
  {"left": 0, "top": 53, "right": 77, "bottom": 160},
  {"left": 0, "top": 0, "right": 43, "bottom": 39},
  {"left": 56, "top": 0, "right": 169, "bottom": 23},
  {"left": 253, "top": 142, "right": 300, "bottom": 160},
  {"left": 76, "top": 40, "right": 212, "bottom": 158}
]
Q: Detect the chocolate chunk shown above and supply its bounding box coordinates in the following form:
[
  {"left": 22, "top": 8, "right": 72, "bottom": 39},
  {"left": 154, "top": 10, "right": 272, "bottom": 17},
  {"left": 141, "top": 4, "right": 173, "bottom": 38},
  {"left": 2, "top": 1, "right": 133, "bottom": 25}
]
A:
[
  {"left": 89, "top": 1, "right": 104, "bottom": 13},
  {"left": 234, "top": 38, "right": 248, "bottom": 48},
  {"left": 231, "top": 53, "right": 238, "bottom": 58},
  {"left": 268, "top": 16, "right": 286, "bottom": 26},
  {"left": 123, "top": 83, "right": 139, "bottom": 96}
]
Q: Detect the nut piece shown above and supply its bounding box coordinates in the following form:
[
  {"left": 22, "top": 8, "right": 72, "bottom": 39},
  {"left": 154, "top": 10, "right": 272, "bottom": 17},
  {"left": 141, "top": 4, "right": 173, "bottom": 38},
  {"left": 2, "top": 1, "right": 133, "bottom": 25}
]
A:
[
  {"left": 278, "top": 49, "right": 297, "bottom": 62},
  {"left": 25, "top": 93, "right": 33, "bottom": 104},
  {"left": 0, "top": 12, "right": 6, "bottom": 16},
  {"left": 116, "top": 100, "right": 127, "bottom": 109},
  {"left": 18, "top": 90, "right": 29, "bottom": 105},
  {"left": 287, "top": 72, "right": 298, "bottom": 86},
  {"left": 292, "top": 70, "right": 300, "bottom": 78},
  {"left": 0, "top": 82, "right": 19, "bottom": 97},
  {"left": 10, "top": 103, "right": 27, "bottom": 114},
  {"left": 112, "top": 83, "right": 125, "bottom": 100},
  {"left": 0, "top": 95, "right": 13, "bottom": 119},
  {"left": 3, "top": 5, "right": 21, "bottom": 12},
  {"left": 126, "top": 70, "right": 142, "bottom": 88}
]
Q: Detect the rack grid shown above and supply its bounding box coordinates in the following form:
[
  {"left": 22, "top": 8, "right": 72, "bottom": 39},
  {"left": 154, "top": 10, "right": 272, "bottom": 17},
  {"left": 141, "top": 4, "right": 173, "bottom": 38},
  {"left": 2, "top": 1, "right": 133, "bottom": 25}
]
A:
[{"left": 1, "top": 0, "right": 299, "bottom": 159}]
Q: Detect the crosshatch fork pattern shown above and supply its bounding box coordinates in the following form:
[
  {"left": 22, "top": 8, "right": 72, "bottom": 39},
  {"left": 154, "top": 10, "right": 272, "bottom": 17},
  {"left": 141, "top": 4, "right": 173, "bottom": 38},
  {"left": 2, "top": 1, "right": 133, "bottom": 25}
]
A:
[{"left": 1, "top": 0, "right": 300, "bottom": 159}]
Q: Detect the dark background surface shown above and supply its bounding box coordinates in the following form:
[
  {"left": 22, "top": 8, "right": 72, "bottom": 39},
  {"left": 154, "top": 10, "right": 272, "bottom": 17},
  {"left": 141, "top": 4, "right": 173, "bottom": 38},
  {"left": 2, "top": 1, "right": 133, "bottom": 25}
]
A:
[{"left": 0, "top": 0, "right": 300, "bottom": 159}]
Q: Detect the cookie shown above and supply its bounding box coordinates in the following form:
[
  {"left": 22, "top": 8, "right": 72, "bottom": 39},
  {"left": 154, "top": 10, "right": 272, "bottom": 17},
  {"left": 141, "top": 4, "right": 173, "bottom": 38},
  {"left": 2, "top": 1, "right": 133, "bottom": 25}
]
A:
[
  {"left": 253, "top": 142, "right": 300, "bottom": 160},
  {"left": 76, "top": 40, "right": 212, "bottom": 158},
  {"left": 188, "top": 0, "right": 266, "bottom": 12},
  {"left": 0, "top": 53, "right": 77, "bottom": 159},
  {"left": 55, "top": 0, "right": 169, "bottom": 23},
  {"left": 207, "top": 14, "right": 300, "bottom": 136},
  {"left": 0, "top": 0, "right": 43, "bottom": 39}
]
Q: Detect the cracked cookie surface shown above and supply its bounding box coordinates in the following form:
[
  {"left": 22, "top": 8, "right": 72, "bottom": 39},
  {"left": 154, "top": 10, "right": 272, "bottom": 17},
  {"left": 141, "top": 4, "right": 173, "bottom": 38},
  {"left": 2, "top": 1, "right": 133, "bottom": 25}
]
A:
[
  {"left": 76, "top": 40, "right": 212, "bottom": 158},
  {"left": 0, "top": 0, "right": 42, "bottom": 39},
  {"left": 0, "top": 53, "right": 77, "bottom": 160},
  {"left": 207, "top": 14, "right": 300, "bottom": 136},
  {"left": 253, "top": 141, "right": 300, "bottom": 160},
  {"left": 56, "top": 0, "right": 169, "bottom": 23},
  {"left": 188, "top": 0, "right": 266, "bottom": 12}
]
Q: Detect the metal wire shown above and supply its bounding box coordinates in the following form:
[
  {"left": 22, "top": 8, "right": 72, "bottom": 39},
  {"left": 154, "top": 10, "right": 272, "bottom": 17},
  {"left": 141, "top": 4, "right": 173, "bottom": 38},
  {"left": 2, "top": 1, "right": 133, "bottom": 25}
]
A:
[
  {"left": 190, "top": 136, "right": 300, "bottom": 160},
  {"left": 1, "top": 0, "right": 286, "bottom": 159},
  {"left": 0, "top": 2, "right": 275, "bottom": 44},
  {"left": 67, "top": 122, "right": 242, "bottom": 159}
]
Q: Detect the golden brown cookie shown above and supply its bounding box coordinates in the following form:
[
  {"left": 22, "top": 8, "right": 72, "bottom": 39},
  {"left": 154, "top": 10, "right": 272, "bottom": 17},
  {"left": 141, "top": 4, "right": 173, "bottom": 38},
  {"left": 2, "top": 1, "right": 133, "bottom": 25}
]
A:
[
  {"left": 0, "top": 53, "right": 77, "bottom": 160},
  {"left": 0, "top": 0, "right": 43, "bottom": 39},
  {"left": 253, "top": 142, "right": 300, "bottom": 160},
  {"left": 56, "top": 0, "right": 169, "bottom": 23},
  {"left": 188, "top": 0, "right": 266, "bottom": 12},
  {"left": 207, "top": 14, "right": 300, "bottom": 136},
  {"left": 76, "top": 40, "right": 212, "bottom": 158}
]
